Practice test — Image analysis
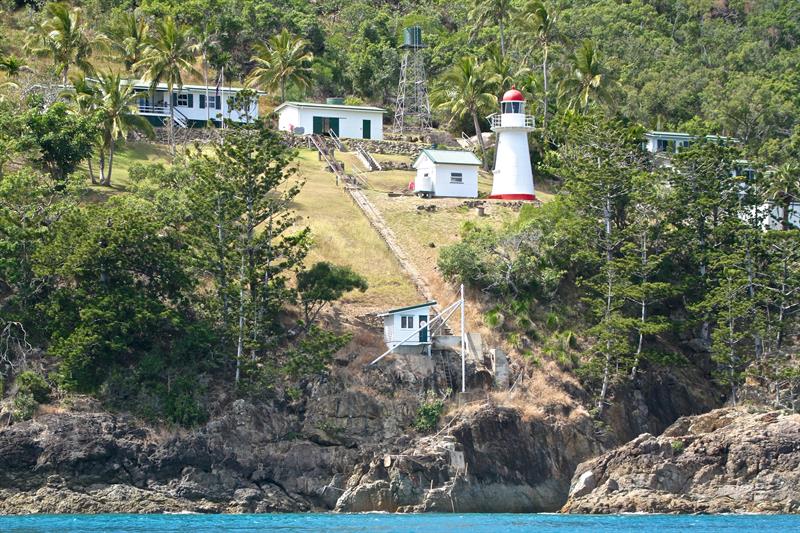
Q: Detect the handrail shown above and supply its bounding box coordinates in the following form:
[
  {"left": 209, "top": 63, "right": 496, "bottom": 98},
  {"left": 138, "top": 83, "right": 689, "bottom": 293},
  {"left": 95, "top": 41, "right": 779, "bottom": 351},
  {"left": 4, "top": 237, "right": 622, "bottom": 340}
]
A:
[
  {"left": 328, "top": 128, "right": 345, "bottom": 151},
  {"left": 488, "top": 113, "right": 535, "bottom": 129},
  {"left": 356, "top": 144, "right": 381, "bottom": 171},
  {"left": 137, "top": 104, "right": 189, "bottom": 128}
]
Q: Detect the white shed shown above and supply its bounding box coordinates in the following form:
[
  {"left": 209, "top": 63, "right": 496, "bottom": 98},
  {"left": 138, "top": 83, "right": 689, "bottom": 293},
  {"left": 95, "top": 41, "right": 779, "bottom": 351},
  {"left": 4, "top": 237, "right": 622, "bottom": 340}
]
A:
[
  {"left": 378, "top": 301, "right": 436, "bottom": 350},
  {"left": 413, "top": 149, "right": 481, "bottom": 198},
  {"left": 275, "top": 101, "right": 385, "bottom": 140}
]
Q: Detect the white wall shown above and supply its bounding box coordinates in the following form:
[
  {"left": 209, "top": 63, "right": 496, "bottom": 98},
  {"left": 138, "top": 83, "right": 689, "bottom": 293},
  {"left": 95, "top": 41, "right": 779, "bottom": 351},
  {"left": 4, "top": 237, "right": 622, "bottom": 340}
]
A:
[
  {"left": 433, "top": 163, "right": 479, "bottom": 198},
  {"left": 383, "top": 308, "right": 431, "bottom": 348},
  {"left": 278, "top": 106, "right": 300, "bottom": 132},
  {"left": 415, "top": 156, "right": 435, "bottom": 193},
  {"left": 166, "top": 89, "right": 258, "bottom": 124},
  {"left": 277, "top": 105, "right": 384, "bottom": 140}
]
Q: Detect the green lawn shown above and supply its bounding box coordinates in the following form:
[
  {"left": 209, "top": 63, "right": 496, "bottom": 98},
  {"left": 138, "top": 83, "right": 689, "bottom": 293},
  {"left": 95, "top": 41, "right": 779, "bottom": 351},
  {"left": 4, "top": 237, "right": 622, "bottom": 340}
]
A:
[{"left": 82, "top": 142, "right": 173, "bottom": 192}]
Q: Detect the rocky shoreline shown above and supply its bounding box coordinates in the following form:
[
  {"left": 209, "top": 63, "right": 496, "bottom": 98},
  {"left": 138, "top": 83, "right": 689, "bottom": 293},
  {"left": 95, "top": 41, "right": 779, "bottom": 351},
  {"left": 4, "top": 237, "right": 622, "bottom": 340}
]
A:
[{"left": 562, "top": 408, "right": 800, "bottom": 514}]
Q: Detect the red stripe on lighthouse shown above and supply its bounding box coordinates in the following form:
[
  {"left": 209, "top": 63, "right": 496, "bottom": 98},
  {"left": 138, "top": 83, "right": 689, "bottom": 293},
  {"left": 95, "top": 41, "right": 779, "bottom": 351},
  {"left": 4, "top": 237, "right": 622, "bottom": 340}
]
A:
[{"left": 489, "top": 194, "right": 537, "bottom": 201}]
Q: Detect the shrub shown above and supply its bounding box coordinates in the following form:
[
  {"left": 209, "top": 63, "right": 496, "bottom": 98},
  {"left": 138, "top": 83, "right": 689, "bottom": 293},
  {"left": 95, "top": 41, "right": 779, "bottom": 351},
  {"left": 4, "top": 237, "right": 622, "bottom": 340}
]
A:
[
  {"left": 16, "top": 371, "right": 50, "bottom": 403},
  {"left": 671, "top": 440, "right": 685, "bottom": 455},
  {"left": 414, "top": 392, "right": 445, "bottom": 433},
  {"left": 12, "top": 391, "right": 37, "bottom": 421}
]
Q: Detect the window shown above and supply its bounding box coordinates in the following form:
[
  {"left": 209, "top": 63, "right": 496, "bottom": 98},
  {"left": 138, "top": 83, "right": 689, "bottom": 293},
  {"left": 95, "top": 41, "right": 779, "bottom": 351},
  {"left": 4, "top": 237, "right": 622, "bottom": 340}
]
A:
[
  {"left": 400, "top": 316, "right": 414, "bottom": 329},
  {"left": 656, "top": 139, "right": 668, "bottom": 152},
  {"left": 176, "top": 93, "right": 189, "bottom": 107},
  {"left": 450, "top": 172, "right": 463, "bottom": 184}
]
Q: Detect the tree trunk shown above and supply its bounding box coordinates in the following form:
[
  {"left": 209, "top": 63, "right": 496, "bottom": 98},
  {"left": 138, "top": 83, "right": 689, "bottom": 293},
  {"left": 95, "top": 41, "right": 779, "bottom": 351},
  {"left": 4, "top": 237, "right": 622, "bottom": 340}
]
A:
[
  {"left": 235, "top": 253, "right": 245, "bottom": 384},
  {"left": 782, "top": 197, "right": 791, "bottom": 231},
  {"left": 542, "top": 44, "right": 549, "bottom": 141},
  {"left": 168, "top": 87, "right": 175, "bottom": 159},
  {"left": 499, "top": 19, "right": 506, "bottom": 57},
  {"left": 204, "top": 55, "right": 210, "bottom": 124},
  {"left": 472, "top": 111, "right": 489, "bottom": 171},
  {"left": 103, "top": 140, "right": 115, "bottom": 187},
  {"left": 87, "top": 157, "right": 97, "bottom": 185},
  {"left": 597, "top": 194, "right": 614, "bottom": 415}
]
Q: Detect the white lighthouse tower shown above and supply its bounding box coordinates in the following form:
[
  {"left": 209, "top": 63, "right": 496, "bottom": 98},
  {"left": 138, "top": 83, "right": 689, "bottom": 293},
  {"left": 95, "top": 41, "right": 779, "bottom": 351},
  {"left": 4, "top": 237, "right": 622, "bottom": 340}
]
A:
[{"left": 489, "top": 87, "right": 536, "bottom": 200}]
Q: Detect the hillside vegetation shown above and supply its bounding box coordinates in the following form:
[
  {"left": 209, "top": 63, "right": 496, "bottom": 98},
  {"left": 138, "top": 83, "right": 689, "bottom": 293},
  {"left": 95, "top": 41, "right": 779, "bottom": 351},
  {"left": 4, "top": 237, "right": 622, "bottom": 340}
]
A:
[{"left": 0, "top": 0, "right": 798, "bottom": 431}]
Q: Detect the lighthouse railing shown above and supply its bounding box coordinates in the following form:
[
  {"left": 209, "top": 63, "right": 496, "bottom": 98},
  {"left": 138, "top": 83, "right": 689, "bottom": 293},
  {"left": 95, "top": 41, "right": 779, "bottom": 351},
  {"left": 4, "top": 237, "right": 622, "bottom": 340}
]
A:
[{"left": 488, "top": 113, "right": 535, "bottom": 129}]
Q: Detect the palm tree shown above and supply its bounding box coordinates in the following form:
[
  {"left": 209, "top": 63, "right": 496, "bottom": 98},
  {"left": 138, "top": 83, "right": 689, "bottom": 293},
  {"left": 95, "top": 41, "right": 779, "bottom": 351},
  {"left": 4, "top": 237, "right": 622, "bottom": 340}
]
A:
[
  {"left": 62, "top": 75, "right": 102, "bottom": 183},
  {"left": 469, "top": 0, "right": 515, "bottom": 57},
  {"left": 0, "top": 54, "right": 31, "bottom": 94},
  {"left": 484, "top": 43, "right": 529, "bottom": 94},
  {"left": 106, "top": 11, "right": 149, "bottom": 73},
  {"left": 559, "top": 39, "right": 615, "bottom": 113},
  {"left": 64, "top": 73, "right": 154, "bottom": 186},
  {"left": 519, "top": 0, "right": 559, "bottom": 138},
  {"left": 27, "top": 3, "right": 100, "bottom": 84},
  {"left": 94, "top": 72, "right": 154, "bottom": 186},
  {"left": 134, "top": 16, "right": 198, "bottom": 158},
  {"left": 431, "top": 56, "right": 498, "bottom": 168},
  {"left": 245, "top": 29, "right": 312, "bottom": 102},
  {"left": 767, "top": 162, "right": 800, "bottom": 230},
  {"left": 192, "top": 22, "right": 219, "bottom": 124}
]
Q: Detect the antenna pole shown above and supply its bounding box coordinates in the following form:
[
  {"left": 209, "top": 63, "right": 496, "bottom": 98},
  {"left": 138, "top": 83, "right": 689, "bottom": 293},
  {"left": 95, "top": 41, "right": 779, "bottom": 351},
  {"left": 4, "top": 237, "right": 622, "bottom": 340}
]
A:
[{"left": 461, "top": 283, "right": 466, "bottom": 394}]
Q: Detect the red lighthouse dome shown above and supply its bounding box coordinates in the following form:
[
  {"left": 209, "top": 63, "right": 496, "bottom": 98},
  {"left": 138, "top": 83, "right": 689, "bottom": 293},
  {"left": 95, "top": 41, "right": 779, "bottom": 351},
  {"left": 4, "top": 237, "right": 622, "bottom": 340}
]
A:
[{"left": 502, "top": 87, "right": 525, "bottom": 102}]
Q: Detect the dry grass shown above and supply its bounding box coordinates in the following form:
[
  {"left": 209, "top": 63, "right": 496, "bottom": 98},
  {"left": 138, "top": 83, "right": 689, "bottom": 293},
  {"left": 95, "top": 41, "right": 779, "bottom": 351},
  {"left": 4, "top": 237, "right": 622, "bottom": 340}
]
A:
[
  {"left": 291, "top": 148, "right": 419, "bottom": 314},
  {"left": 489, "top": 360, "right": 580, "bottom": 421}
]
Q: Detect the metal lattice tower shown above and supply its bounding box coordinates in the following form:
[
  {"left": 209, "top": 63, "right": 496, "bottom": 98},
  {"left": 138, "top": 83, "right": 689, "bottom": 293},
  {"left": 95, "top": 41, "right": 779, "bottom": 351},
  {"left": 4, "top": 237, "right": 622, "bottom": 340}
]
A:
[{"left": 394, "top": 26, "right": 431, "bottom": 134}]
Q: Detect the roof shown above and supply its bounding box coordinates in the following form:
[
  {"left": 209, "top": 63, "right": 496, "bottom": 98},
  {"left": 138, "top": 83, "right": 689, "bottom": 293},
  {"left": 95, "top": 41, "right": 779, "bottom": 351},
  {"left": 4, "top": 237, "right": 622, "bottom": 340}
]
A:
[
  {"left": 646, "top": 131, "right": 735, "bottom": 142},
  {"left": 125, "top": 80, "right": 253, "bottom": 93},
  {"left": 377, "top": 301, "right": 437, "bottom": 317},
  {"left": 414, "top": 149, "right": 482, "bottom": 167},
  {"left": 502, "top": 87, "right": 525, "bottom": 102},
  {"left": 275, "top": 101, "right": 386, "bottom": 114}
]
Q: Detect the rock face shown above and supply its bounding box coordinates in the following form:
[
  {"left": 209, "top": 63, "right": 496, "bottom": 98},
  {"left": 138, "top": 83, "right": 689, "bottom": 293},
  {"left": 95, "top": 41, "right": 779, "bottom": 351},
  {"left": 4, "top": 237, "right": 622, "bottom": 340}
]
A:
[
  {"left": 562, "top": 408, "right": 800, "bottom": 514},
  {"left": 335, "top": 405, "right": 603, "bottom": 513}
]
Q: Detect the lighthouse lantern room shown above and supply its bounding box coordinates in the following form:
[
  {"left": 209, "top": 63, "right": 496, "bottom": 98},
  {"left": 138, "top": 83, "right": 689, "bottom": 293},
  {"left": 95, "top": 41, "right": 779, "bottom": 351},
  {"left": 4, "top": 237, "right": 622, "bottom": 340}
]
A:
[{"left": 488, "top": 87, "right": 536, "bottom": 201}]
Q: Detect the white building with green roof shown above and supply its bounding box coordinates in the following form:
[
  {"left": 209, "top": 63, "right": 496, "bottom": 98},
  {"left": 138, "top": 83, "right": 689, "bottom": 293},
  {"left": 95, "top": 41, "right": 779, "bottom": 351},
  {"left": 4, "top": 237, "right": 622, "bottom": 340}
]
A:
[{"left": 413, "top": 149, "right": 481, "bottom": 198}]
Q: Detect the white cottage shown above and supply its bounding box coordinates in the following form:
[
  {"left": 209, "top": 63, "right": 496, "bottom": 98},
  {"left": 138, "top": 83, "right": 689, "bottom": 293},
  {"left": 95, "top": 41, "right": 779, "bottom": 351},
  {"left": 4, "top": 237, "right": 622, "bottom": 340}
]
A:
[
  {"left": 275, "top": 100, "right": 385, "bottom": 140},
  {"left": 127, "top": 81, "right": 259, "bottom": 127},
  {"left": 379, "top": 301, "right": 436, "bottom": 350},
  {"left": 413, "top": 149, "right": 481, "bottom": 198}
]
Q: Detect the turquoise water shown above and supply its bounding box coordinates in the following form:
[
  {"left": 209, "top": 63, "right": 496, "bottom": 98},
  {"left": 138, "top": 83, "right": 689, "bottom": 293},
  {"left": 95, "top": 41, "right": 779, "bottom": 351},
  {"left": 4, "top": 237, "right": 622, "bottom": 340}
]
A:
[{"left": 0, "top": 514, "right": 799, "bottom": 532}]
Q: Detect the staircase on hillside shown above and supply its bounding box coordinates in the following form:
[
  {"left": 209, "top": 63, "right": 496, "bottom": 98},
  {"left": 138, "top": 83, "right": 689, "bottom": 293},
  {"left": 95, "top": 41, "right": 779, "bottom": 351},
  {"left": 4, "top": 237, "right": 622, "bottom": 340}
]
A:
[
  {"left": 328, "top": 128, "right": 346, "bottom": 151},
  {"left": 435, "top": 352, "right": 455, "bottom": 395},
  {"left": 356, "top": 144, "right": 382, "bottom": 171}
]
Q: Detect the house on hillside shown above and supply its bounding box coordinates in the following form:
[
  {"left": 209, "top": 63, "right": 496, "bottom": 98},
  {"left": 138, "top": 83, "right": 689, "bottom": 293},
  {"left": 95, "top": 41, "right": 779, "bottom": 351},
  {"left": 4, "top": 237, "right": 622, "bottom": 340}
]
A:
[
  {"left": 128, "top": 81, "right": 259, "bottom": 127},
  {"left": 413, "top": 149, "right": 481, "bottom": 199},
  {"left": 645, "top": 131, "right": 734, "bottom": 154},
  {"left": 276, "top": 99, "right": 385, "bottom": 140},
  {"left": 379, "top": 301, "right": 436, "bottom": 352}
]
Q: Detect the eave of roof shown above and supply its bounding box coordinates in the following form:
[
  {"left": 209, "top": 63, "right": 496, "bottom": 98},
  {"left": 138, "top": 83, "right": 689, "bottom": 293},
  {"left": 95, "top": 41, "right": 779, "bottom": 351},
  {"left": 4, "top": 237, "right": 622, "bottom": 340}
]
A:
[
  {"left": 377, "top": 301, "right": 437, "bottom": 316},
  {"left": 125, "top": 80, "right": 256, "bottom": 93},
  {"left": 414, "top": 149, "right": 482, "bottom": 167},
  {"left": 275, "top": 101, "right": 386, "bottom": 113}
]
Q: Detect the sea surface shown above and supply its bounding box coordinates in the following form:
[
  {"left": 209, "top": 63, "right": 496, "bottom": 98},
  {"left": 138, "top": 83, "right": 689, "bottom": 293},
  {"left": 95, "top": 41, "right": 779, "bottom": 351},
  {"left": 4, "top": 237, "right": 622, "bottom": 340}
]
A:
[{"left": 0, "top": 513, "right": 799, "bottom": 532}]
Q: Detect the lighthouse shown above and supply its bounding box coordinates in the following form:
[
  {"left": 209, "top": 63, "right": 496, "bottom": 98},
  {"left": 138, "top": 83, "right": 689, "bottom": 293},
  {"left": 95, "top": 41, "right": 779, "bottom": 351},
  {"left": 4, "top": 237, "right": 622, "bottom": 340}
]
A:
[{"left": 489, "top": 87, "right": 536, "bottom": 200}]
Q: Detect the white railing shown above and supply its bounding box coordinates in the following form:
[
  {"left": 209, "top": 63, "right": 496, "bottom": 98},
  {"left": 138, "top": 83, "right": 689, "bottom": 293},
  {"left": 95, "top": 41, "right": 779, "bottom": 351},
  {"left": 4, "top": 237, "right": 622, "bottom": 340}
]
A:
[
  {"left": 488, "top": 113, "right": 535, "bottom": 129},
  {"left": 137, "top": 104, "right": 188, "bottom": 128}
]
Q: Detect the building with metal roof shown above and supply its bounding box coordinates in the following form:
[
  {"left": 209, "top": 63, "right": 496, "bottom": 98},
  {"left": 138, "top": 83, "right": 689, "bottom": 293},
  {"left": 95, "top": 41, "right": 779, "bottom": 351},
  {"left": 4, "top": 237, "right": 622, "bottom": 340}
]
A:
[
  {"left": 413, "top": 149, "right": 481, "bottom": 198},
  {"left": 275, "top": 99, "right": 386, "bottom": 140}
]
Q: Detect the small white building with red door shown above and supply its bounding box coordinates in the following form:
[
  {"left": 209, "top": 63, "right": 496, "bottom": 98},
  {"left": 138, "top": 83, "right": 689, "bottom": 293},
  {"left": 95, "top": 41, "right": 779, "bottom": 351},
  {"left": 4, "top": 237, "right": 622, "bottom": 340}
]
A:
[{"left": 488, "top": 87, "right": 536, "bottom": 200}]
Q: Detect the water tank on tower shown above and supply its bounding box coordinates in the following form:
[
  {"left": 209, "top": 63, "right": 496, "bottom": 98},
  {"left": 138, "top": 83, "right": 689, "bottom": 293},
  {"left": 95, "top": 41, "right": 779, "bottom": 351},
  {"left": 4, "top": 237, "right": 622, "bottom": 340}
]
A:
[{"left": 488, "top": 87, "right": 536, "bottom": 200}]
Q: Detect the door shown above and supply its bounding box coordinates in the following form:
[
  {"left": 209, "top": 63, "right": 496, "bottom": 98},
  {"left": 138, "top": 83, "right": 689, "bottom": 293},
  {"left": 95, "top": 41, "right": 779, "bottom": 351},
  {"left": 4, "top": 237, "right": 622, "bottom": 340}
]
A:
[
  {"left": 418, "top": 316, "right": 428, "bottom": 342},
  {"left": 313, "top": 116, "right": 323, "bottom": 135},
  {"left": 329, "top": 117, "right": 340, "bottom": 137},
  {"left": 362, "top": 119, "right": 371, "bottom": 139}
]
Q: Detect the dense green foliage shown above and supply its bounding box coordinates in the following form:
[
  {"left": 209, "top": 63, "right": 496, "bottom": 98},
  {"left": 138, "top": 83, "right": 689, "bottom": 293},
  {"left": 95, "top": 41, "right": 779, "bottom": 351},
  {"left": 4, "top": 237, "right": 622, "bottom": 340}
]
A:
[
  {"left": 4, "top": 0, "right": 799, "bottom": 147},
  {"left": 1, "top": 0, "right": 799, "bottom": 422},
  {"left": 440, "top": 112, "right": 800, "bottom": 411},
  {"left": 0, "top": 118, "right": 367, "bottom": 424}
]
